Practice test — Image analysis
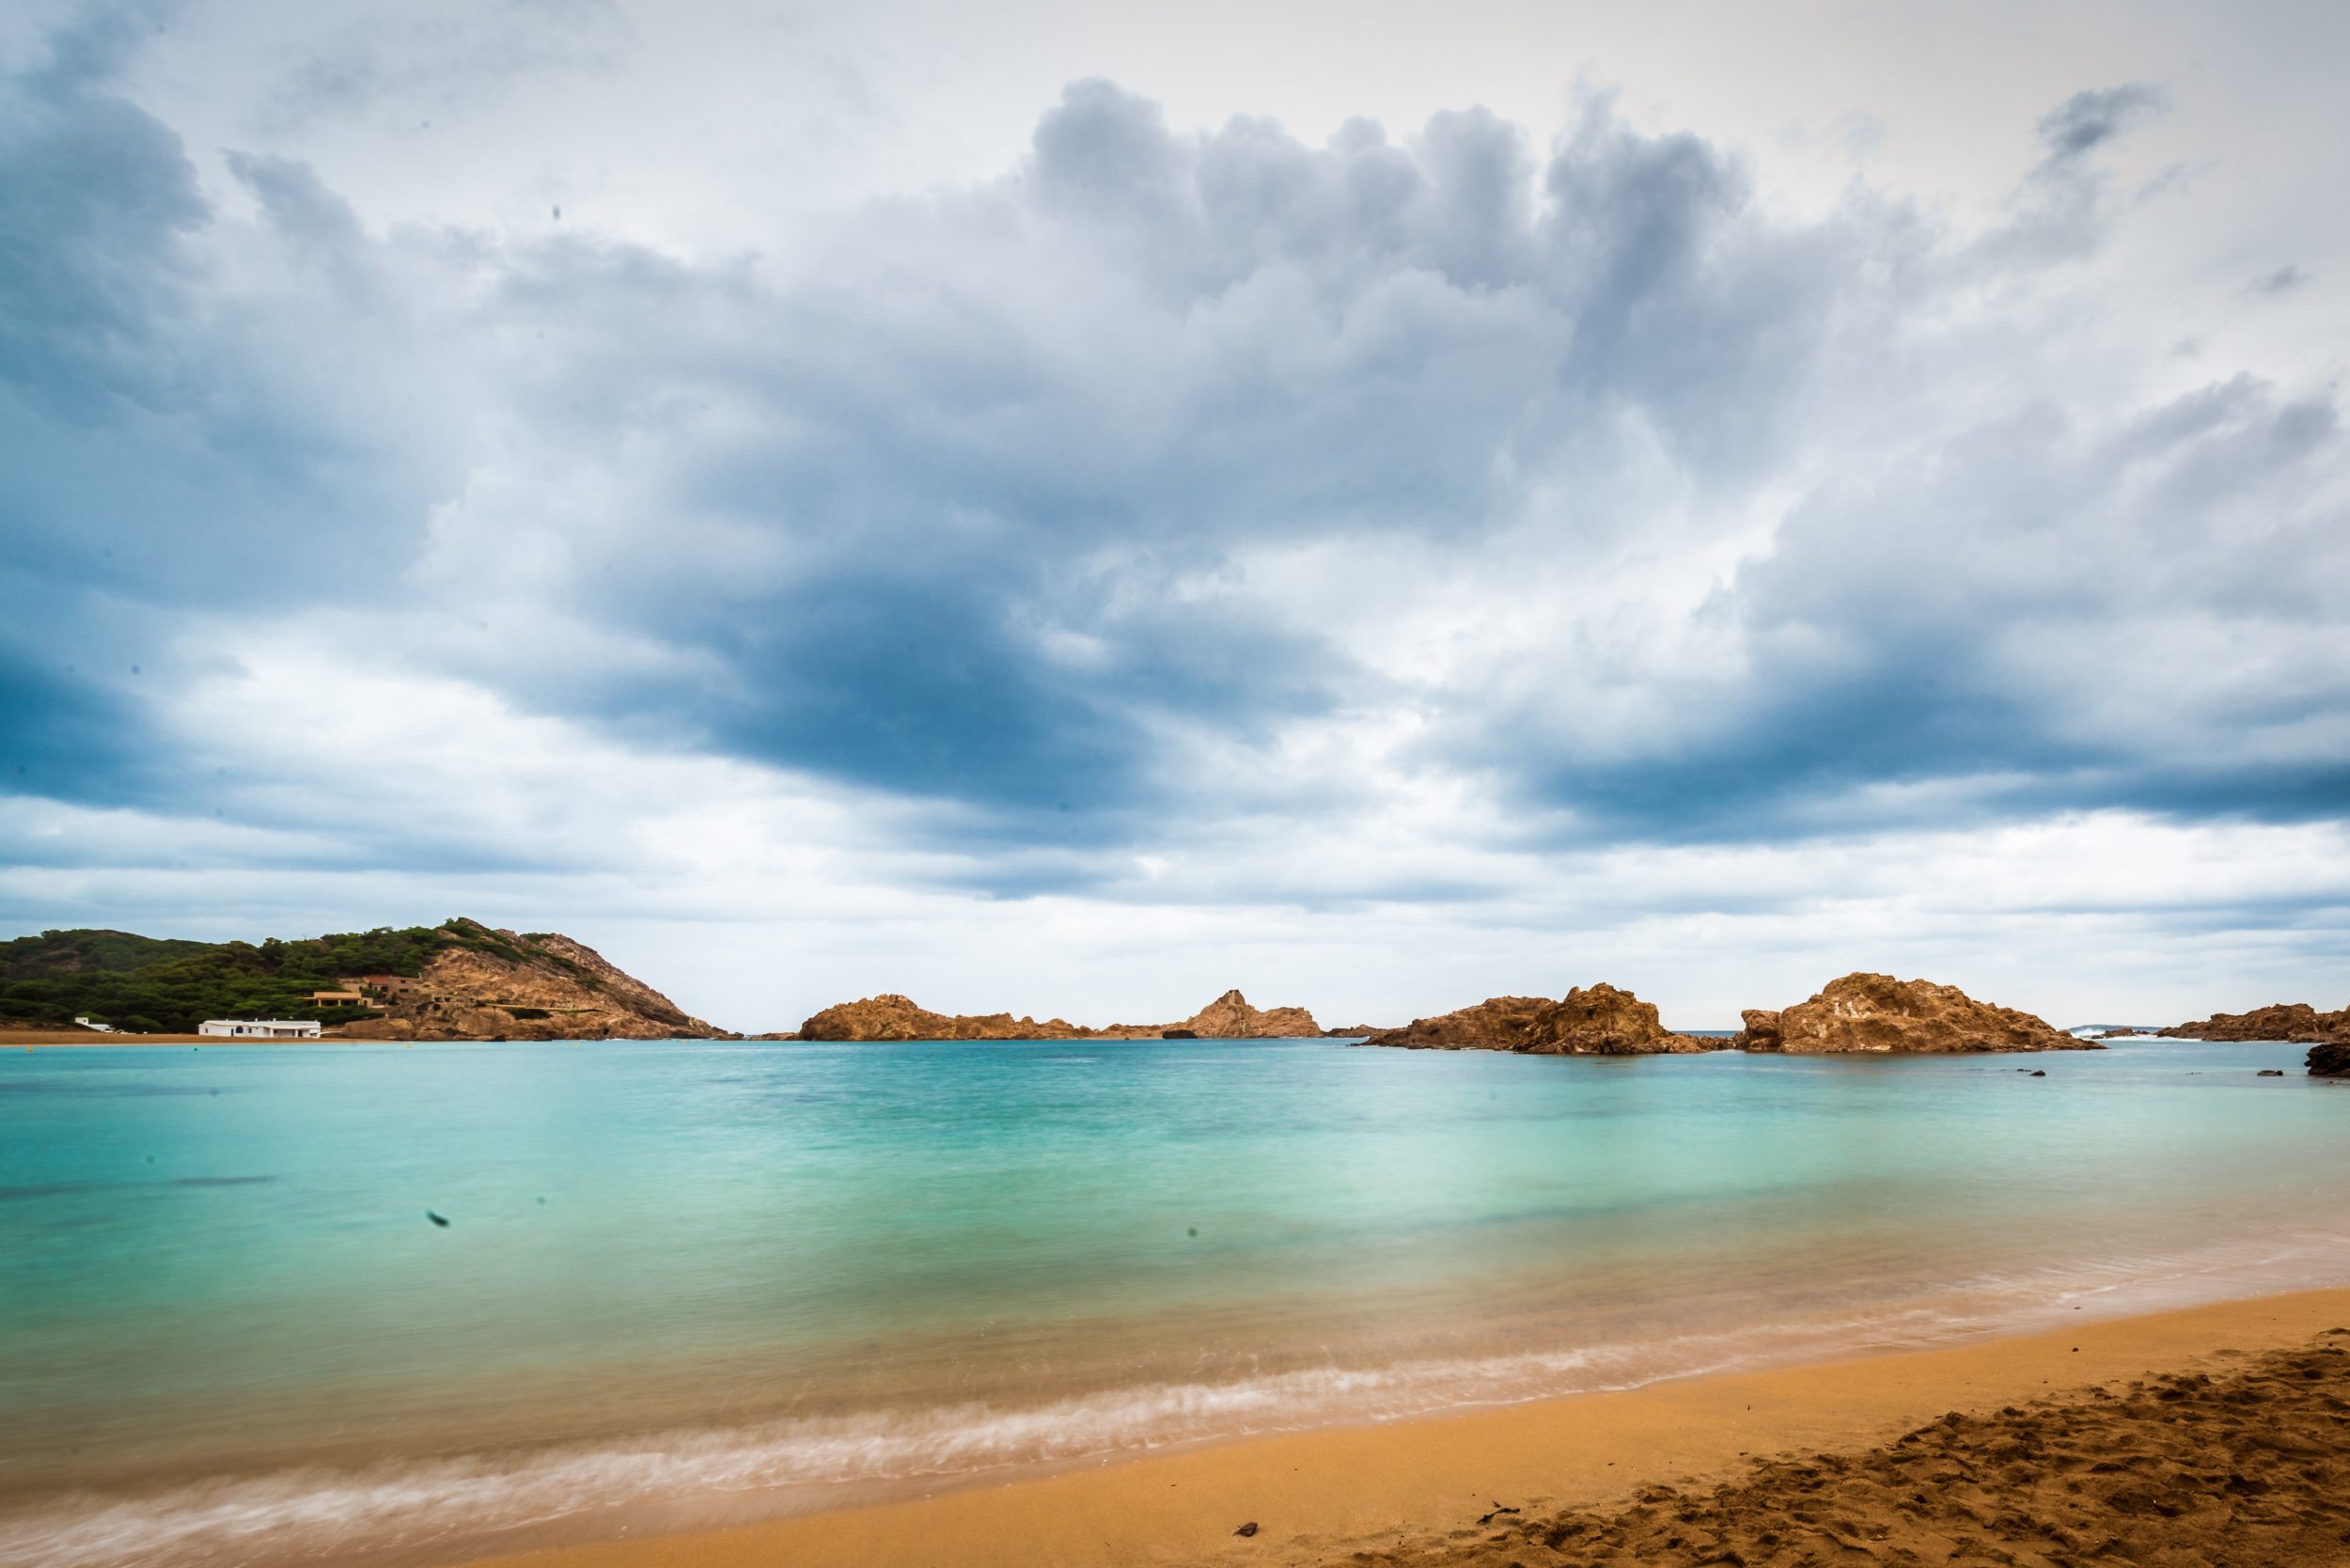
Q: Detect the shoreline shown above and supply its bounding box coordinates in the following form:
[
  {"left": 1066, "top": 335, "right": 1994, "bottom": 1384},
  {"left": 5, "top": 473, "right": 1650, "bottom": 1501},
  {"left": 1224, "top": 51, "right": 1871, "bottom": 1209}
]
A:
[{"left": 457, "top": 1284, "right": 2350, "bottom": 1568}]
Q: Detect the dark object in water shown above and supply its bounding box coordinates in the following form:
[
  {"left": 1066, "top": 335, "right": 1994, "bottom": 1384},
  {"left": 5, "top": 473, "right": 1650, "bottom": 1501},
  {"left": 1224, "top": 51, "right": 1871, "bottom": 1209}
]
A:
[
  {"left": 2260, "top": 1069, "right": 2285, "bottom": 1076},
  {"left": 426, "top": 1210, "right": 450, "bottom": 1228},
  {"left": 2029, "top": 1070, "right": 2046, "bottom": 1076},
  {"left": 1233, "top": 1521, "right": 1258, "bottom": 1537}
]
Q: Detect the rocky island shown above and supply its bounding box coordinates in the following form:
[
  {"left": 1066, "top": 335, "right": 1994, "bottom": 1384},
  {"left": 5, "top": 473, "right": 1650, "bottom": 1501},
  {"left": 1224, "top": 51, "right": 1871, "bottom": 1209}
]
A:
[
  {"left": 2159, "top": 1002, "right": 2349, "bottom": 1043},
  {"left": 1357, "top": 983, "right": 1716, "bottom": 1054},
  {"left": 794, "top": 988, "right": 1324, "bottom": 1042},
  {"left": 1734, "top": 973, "right": 2088, "bottom": 1054}
]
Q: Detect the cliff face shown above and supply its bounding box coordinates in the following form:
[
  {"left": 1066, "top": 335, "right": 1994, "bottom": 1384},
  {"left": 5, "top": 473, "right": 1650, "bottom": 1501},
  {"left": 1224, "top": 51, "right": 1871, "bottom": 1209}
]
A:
[
  {"left": 2159, "top": 1003, "right": 2349, "bottom": 1043},
  {"left": 1734, "top": 974, "right": 2084, "bottom": 1054},
  {"left": 335, "top": 925, "right": 723, "bottom": 1041},
  {"left": 794, "top": 989, "right": 1323, "bottom": 1042},
  {"left": 1359, "top": 983, "right": 1716, "bottom": 1055}
]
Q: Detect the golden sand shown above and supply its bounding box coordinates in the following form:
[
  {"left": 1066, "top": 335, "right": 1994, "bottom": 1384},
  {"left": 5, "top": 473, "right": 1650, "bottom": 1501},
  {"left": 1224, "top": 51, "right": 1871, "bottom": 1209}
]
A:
[{"left": 462, "top": 1287, "right": 2350, "bottom": 1568}]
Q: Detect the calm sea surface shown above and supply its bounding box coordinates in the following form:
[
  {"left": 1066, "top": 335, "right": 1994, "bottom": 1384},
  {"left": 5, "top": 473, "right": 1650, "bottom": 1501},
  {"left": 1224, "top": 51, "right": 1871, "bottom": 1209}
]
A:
[{"left": 3, "top": 1037, "right": 2345, "bottom": 1566}]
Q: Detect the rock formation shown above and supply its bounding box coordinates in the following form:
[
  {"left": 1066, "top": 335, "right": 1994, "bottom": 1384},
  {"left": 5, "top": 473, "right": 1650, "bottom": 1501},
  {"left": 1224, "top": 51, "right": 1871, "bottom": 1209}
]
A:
[
  {"left": 334, "top": 923, "right": 723, "bottom": 1041},
  {"left": 1732, "top": 974, "right": 2086, "bottom": 1054},
  {"left": 795, "top": 994, "right": 1085, "bottom": 1042},
  {"left": 2159, "top": 1003, "right": 2350, "bottom": 1043},
  {"left": 2308, "top": 1042, "right": 2350, "bottom": 1077},
  {"left": 793, "top": 989, "right": 1323, "bottom": 1042},
  {"left": 1358, "top": 983, "right": 1717, "bottom": 1055},
  {"left": 1173, "top": 988, "right": 1321, "bottom": 1038}
]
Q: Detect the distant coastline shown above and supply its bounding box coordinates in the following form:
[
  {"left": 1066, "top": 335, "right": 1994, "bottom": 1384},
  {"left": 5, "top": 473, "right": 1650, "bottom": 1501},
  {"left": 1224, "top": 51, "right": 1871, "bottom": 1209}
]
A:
[{"left": 8, "top": 920, "right": 2347, "bottom": 1069}]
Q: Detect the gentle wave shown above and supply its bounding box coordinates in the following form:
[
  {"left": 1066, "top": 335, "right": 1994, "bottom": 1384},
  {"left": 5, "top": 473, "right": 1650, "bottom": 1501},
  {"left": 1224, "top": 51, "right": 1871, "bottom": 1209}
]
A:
[{"left": 9, "top": 1225, "right": 2349, "bottom": 1568}]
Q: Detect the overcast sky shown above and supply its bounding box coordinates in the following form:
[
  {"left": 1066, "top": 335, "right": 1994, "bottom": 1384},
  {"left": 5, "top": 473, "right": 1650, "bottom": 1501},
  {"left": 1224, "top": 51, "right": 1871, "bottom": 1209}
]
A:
[{"left": 4, "top": 0, "right": 2346, "bottom": 1031}]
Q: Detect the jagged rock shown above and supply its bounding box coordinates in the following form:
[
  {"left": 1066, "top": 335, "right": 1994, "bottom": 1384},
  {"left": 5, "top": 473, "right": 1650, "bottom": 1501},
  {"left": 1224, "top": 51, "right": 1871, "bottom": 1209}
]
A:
[
  {"left": 2160, "top": 1003, "right": 2349, "bottom": 1043},
  {"left": 1359, "top": 983, "right": 1716, "bottom": 1055},
  {"left": 2308, "top": 1042, "right": 2350, "bottom": 1077},
  {"left": 795, "top": 994, "right": 1087, "bottom": 1042},
  {"left": 1735, "top": 973, "right": 2085, "bottom": 1054},
  {"left": 793, "top": 988, "right": 1322, "bottom": 1042},
  {"left": 333, "top": 923, "right": 722, "bottom": 1041},
  {"left": 1174, "top": 988, "right": 1321, "bottom": 1039}
]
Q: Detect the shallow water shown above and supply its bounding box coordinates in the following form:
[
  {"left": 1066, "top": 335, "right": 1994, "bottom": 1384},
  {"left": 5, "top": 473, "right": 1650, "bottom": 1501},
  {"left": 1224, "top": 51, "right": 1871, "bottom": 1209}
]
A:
[{"left": 2, "top": 1037, "right": 2344, "bottom": 1567}]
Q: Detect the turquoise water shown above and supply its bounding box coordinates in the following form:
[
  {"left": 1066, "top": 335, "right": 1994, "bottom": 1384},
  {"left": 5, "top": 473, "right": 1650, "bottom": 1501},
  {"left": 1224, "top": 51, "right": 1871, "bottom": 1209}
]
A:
[{"left": 2, "top": 1037, "right": 2346, "bottom": 1566}]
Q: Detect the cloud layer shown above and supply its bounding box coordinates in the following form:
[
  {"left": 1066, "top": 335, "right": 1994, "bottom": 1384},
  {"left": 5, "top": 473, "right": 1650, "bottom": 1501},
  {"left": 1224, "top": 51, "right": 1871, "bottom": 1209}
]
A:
[{"left": 2, "top": 8, "right": 2345, "bottom": 1026}]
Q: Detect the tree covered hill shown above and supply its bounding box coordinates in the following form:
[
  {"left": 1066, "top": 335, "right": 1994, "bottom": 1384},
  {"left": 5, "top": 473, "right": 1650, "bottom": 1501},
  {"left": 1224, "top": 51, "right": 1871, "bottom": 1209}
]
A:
[{"left": 0, "top": 918, "right": 580, "bottom": 1034}]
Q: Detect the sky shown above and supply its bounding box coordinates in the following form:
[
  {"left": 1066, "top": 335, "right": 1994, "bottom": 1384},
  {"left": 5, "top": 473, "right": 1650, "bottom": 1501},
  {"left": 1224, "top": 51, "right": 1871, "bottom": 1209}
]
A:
[{"left": 3, "top": 0, "right": 2346, "bottom": 1032}]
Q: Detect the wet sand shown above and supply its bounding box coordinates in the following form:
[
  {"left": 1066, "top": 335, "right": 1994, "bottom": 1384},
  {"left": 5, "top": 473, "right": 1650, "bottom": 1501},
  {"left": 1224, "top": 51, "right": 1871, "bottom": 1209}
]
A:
[{"left": 464, "top": 1287, "right": 2350, "bottom": 1568}]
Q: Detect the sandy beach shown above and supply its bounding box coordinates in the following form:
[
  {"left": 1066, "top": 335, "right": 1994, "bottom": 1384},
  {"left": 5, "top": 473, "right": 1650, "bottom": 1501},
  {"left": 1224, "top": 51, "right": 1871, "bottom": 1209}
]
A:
[{"left": 462, "top": 1287, "right": 2350, "bottom": 1568}]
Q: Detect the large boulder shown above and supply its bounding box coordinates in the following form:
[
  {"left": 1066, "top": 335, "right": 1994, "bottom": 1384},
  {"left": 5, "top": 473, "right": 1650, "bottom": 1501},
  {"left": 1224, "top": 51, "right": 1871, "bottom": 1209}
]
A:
[
  {"left": 2160, "top": 1003, "right": 2348, "bottom": 1043},
  {"left": 1361, "top": 983, "right": 1716, "bottom": 1055},
  {"left": 2308, "top": 1042, "right": 2350, "bottom": 1077},
  {"left": 1737, "top": 974, "right": 2085, "bottom": 1054}
]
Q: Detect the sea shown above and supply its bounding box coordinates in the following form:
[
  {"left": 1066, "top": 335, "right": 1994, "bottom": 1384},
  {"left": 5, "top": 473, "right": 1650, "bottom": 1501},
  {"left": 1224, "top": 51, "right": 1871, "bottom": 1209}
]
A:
[{"left": 3, "top": 1035, "right": 2345, "bottom": 1567}]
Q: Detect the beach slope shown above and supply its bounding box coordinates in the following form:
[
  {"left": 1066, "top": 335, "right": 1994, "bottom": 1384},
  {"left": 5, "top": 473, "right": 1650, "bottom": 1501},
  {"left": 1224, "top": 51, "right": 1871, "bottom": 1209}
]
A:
[{"left": 464, "top": 1288, "right": 2350, "bottom": 1568}]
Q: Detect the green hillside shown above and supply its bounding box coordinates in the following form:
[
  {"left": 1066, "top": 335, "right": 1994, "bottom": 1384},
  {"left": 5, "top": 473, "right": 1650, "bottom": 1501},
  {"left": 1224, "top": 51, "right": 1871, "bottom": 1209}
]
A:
[{"left": 0, "top": 918, "right": 553, "bottom": 1034}]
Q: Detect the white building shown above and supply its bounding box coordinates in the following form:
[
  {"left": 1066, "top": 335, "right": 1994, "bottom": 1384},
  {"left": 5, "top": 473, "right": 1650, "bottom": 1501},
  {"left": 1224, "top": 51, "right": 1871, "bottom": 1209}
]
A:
[
  {"left": 72, "top": 1015, "right": 116, "bottom": 1033},
  {"left": 197, "top": 1019, "right": 323, "bottom": 1040}
]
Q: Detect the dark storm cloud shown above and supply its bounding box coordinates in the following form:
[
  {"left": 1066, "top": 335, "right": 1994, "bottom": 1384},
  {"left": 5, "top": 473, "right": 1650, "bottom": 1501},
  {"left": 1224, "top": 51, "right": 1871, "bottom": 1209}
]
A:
[
  {"left": 5, "top": 35, "right": 2346, "bottom": 886},
  {"left": 423, "top": 79, "right": 1872, "bottom": 828},
  {"left": 1495, "top": 377, "right": 2350, "bottom": 840}
]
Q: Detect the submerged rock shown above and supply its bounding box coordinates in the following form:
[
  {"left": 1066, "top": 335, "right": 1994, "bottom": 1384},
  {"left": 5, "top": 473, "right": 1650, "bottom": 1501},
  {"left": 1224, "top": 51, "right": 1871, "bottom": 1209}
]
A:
[
  {"left": 2159, "top": 1002, "right": 2349, "bottom": 1043},
  {"left": 1358, "top": 983, "right": 1717, "bottom": 1055},
  {"left": 1733, "top": 974, "right": 2086, "bottom": 1054}
]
